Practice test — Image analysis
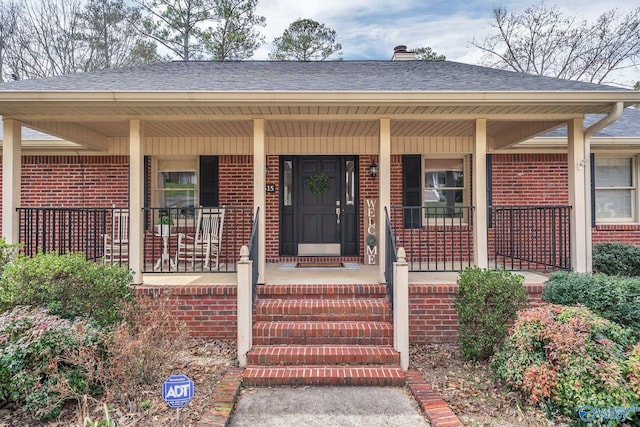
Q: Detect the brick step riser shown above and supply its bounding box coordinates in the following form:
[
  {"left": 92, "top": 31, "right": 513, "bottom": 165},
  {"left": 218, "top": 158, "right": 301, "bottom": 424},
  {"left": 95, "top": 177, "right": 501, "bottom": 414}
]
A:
[
  {"left": 254, "top": 314, "right": 392, "bottom": 322},
  {"left": 255, "top": 301, "right": 390, "bottom": 318},
  {"left": 247, "top": 353, "right": 399, "bottom": 366},
  {"left": 257, "top": 285, "right": 388, "bottom": 301},
  {"left": 256, "top": 293, "right": 388, "bottom": 300},
  {"left": 243, "top": 367, "right": 406, "bottom": 387},
  {"left": 252, "top": 336, "right": 393, "bottom": 346}
]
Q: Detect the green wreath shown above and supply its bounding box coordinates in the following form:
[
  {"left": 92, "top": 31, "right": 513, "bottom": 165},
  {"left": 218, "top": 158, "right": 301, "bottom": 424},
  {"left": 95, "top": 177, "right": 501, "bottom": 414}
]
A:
[
  {"left": 367, "top": 234, "right": 378, "bottom": 247},
  {"left": 308, "top": 172, "right": 330, "bottom": 196}
]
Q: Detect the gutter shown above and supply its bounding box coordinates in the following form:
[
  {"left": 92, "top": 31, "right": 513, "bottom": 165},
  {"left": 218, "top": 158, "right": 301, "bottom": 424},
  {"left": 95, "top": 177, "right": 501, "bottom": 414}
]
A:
[
  {"left": 582, "top": 101, "right": 624, "bottom": 273},
  {"left": 584, "top": 101, "right": 624, "bottom": 143}
]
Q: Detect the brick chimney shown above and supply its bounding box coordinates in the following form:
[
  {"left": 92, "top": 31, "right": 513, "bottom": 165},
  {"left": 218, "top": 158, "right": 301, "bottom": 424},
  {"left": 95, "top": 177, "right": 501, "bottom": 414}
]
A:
[{"left": 392, "top": 45, "right": 416, "bottom": 61}]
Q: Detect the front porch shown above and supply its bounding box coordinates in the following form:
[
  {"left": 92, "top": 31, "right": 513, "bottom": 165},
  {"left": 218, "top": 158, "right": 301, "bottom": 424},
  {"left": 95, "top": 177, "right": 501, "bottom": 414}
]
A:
[{"left": 142, "top": 262, "right": 549, "bottom": 286}]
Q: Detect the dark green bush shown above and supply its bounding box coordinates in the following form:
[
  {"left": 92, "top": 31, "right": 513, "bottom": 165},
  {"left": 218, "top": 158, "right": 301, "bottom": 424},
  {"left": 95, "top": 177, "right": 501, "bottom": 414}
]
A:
[
  {"left": 0, "top": 238, "right": 19, "bottom": 277},
  {"left": 454, "top": 267, "right": 528, "bottom": 361},
  {"left": 543, "top": 271, "right": 640, "bottom": 335},
  {"left": 492, "top": 304, "right": 639, "bottom": 423},
  {"left": 0, "top": 251, "right": 133, "bottom": 326},
  {"left": 593, "top": 242, "right": 640, "bottom": 276},
  {"left": 0, "top": 306, "right": 106, "bottom": 419}
]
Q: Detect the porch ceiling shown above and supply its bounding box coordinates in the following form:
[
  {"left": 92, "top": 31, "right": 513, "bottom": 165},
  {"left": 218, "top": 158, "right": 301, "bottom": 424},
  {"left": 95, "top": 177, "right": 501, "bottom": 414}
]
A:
[{"left": 3, "top": 100, "right": 618, "bottom": 148}]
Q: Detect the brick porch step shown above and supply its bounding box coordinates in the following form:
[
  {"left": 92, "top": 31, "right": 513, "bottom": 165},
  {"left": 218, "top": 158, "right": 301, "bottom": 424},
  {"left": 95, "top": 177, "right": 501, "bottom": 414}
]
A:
[
  {"left": 254, "top": 299, "right": 391, "bottom": 322},
  {"left": 252, "top": 321, "right": 393, "bottom": 346},
  {"left": 247, "top": 345, "right": 399, "bottom": 366},
  {"left": 242, "top": 365, "right": 406, "bottom": 386},
  {"left": 257, "top": 284, "right": 387, "bottom": 300}
]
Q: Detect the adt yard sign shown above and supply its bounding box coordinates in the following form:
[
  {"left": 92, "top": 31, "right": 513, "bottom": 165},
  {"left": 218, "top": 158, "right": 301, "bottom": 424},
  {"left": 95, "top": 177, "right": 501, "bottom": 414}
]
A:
[{"left": 163, "top": 374, "right": 194, "bottom": 408}]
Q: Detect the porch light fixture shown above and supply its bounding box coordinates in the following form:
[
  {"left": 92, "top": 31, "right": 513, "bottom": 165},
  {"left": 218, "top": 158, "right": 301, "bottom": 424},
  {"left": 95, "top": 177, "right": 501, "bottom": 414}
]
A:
[{"left": 368, "top": 162, "right": 378, "bottom": 178}]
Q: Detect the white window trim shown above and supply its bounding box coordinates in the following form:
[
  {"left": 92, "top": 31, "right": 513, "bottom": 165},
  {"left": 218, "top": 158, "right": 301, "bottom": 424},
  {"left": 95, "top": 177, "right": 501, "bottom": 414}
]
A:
[
  {"left": 421, "top": 154, "right": 471, "bottom": 226},
  {"left": 152, "top": 157, "right": 199, "bottom": 224},
  {"left": 594, "top": 154, "right": 637, "bottom": 224}
]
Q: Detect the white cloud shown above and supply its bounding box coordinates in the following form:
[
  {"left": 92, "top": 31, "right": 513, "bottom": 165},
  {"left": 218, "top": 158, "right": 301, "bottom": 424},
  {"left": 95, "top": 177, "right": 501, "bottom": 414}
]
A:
[{"left": 251, "top": 0, "right": 639, "bottom": 85}]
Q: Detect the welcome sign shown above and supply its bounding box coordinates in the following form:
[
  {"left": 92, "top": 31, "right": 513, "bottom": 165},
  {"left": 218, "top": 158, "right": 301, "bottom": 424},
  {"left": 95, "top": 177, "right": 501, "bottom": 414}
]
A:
[{"left": 365, "top": 199, "right": 378, "bottom": 265}]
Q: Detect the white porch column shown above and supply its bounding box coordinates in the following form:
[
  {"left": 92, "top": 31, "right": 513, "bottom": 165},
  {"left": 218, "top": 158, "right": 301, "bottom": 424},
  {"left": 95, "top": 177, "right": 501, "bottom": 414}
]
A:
[
  {"left": 2, "top": 119, "right": 21, "bottom": 243},
  {"left": 473, "top": 119, "right": 488, "bottom": 268},
  {"left": 236, "top": 245, "right": 252, "bottom": 367},
  {"left": 129, "top": 120, "right": 145, "bottom": 283},
  {"left": 568, "top": 118, "right": 589, "bottom": 272},
  {"left": 253, "top": 119, "right": 266, "bottom": 283},
  {"left": 379, "top": 118, "right": 391, "bottom": 283}
]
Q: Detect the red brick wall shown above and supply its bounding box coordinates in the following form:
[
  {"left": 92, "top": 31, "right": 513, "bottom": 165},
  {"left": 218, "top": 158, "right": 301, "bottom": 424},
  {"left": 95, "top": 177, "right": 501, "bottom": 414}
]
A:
[
  {"left": 409, "top": 283, "right": 543, "bottom": 344},
  {"left": 491, "top": 153, "right": 569, "bottom": 205},
  {"left": 265, "top": 155, "right": 280, "bottom": 261},
  {"left": 0, "top": 155, "right": 129, "bottom": 234},
  {"left": 135, "top": 285, "right": 237, "bottom": 339}
]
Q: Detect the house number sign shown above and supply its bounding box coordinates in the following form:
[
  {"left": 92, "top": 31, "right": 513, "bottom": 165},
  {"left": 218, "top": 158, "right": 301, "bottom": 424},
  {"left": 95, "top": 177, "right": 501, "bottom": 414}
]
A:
[{"left": 265, "top": 184, "right": 276, "bottom": 192}]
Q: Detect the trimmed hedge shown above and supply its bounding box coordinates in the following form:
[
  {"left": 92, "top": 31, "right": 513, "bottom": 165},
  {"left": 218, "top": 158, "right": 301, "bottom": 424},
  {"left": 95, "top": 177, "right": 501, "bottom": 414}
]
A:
[
  {"left": 0, "top": 251, "right": 133, "bottom": 326},
  {"left": 593, "top": 242, "right": 640, "bottom": 277},
  {"left": 542, "top": 271, "right": 640, "bottom": 336},
  {"left": 455, "top": 267, "right": 528, "bottom": 361}
]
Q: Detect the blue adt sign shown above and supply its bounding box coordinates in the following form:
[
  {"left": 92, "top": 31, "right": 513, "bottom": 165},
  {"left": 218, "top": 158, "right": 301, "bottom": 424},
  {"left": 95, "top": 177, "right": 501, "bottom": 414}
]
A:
[{"left": 163, "top": 374, "right": 194, "bottom": 408}]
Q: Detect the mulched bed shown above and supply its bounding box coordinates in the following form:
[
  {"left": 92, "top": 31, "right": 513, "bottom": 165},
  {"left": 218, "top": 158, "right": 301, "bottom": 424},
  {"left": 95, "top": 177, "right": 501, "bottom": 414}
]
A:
[
  {"left": 2, "top": 341, "right": 569, "bottom": 426},
  {"left": 410, "top": 343, "right": 568, "bottom": 426}
]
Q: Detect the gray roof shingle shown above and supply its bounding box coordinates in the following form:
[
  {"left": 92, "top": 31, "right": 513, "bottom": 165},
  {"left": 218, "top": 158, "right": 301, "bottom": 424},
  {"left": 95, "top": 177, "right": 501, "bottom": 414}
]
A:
[
  {"left": 542, "top": 108, "right": 640, "bottom": 138},
  {"left": 0, "top": 60, "right": 626, "bottom": 92}
]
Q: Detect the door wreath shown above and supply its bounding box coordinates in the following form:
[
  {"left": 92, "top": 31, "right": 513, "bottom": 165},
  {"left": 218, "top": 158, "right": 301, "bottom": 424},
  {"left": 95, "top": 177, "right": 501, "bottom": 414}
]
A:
[{"left": 308, "top": 172, "right": 330, "bottom": 196}]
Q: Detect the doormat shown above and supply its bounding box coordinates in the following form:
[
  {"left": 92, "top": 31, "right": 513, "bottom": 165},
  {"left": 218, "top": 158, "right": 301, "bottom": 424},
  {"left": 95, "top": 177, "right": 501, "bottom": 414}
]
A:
[
  {"left": 296, "top": 262, "right": 343, "bottom": 268},
  {"left": 277, "top": 262, "right": 360, "bottom": 271}
]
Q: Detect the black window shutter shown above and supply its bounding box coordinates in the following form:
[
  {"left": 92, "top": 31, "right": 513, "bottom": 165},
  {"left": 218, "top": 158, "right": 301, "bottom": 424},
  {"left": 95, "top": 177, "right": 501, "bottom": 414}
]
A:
[
  {"left": 143, "top": 156, "right": 149, "bottom": 229},
  {"left": 402, "top": 154, "right": 422, "bottom": 229},
  {"left": 487, "top": 154, "right": 493, "bottom": 228},
  {"left": 200, "top": 156, "right": 219, "bottom": 207},
  {"left": 590, "top": 153, "right": 596, "bottom": 228}
]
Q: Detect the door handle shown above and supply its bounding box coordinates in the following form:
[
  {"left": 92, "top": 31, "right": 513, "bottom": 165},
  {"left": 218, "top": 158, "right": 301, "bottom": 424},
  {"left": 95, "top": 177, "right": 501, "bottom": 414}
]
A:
[{"left": 335, "top": 207, "right": 341, "bottom": 224}]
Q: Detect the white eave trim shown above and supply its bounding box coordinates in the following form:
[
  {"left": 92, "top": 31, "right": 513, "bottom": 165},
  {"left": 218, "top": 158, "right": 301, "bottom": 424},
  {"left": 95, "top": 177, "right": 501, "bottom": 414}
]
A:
[{"left": 0, "top": 90, "right": 639, "bottom": 105}]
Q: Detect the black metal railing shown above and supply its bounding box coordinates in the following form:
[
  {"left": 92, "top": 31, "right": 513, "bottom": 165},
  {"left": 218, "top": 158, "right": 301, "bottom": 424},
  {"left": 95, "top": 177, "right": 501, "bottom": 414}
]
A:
[
  {"left": 389, "top": 206, "right": 474, "bottom": 272},
  {"left": 17, "top": 206, "right": 253, "bottom": 273},
  {"left": 143, "top": 206, "right": 254, "bottom": 273},
  {"left": 248, "top": 208, "right": 260, "bottom": 306},
  {"left": 384, "top": 208, "right": 397, "bottom": 312},
  {"left": 18, "top": 207, "right": 112, "bottom": 261},
  {"left": 490, "top": 205, "right": 571, "bottom": 271}
]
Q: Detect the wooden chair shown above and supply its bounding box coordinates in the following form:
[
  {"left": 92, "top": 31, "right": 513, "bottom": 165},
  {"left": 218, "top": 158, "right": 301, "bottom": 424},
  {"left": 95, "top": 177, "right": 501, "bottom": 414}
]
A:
[
  {"left": 104, "top": 207, "right": 129, "bottom": 265},
  {"left": 176, "top": 207, "right": 225, "bottom": 270}
]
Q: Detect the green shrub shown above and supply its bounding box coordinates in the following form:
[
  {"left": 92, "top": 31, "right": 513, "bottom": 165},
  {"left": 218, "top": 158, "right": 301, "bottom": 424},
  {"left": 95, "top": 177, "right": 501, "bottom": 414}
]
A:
[
  {"left": 543, "top": 271, "right": 640, "bottom": 336},
  {"left": 492, "top": 304, "right": 640, "bottom": 423},
  {"left": 454, "top": 267, "right": 528, "bottom": 361},
  {"left": 593, "top": 242, "right": 640, "bottom": 276},
  {"left": 0, "top": 251, "right": 133, "bottom": 326},
  {"left": 0, "top": 306, "right": 107, "bottom": 419},
  {"left": 0, "top": 238, "right": 19, "bottom": 277}
]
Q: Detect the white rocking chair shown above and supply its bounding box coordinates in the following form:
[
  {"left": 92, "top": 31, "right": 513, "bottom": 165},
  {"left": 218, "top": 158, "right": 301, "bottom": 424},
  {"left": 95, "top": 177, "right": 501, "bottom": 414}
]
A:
[
  {"left": 103, "top": 207, "right": 129, "bottom": 265},
  {"left": 176, "top": 207, "right": 225, "bottom": 270}
]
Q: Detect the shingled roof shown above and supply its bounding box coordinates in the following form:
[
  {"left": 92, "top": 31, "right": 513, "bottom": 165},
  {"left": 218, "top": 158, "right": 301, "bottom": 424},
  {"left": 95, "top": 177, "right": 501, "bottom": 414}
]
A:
[
  {"left": 542, "top": 108, "right": 640, "bottom": 138},
  {"left": 0, "top": 60, "right": 626, "bottom": 92}
]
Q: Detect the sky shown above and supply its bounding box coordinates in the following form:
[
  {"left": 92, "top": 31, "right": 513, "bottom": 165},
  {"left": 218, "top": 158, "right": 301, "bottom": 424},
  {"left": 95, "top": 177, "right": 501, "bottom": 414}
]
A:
[{"left": 251, "top": 0, "right": 640, "bottom": 88}]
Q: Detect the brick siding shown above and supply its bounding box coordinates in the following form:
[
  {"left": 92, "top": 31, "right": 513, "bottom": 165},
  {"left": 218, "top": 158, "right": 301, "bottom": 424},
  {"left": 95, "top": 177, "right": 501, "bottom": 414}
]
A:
[{"left": 2, "top": 152, "right": 640, "bottom": 256}]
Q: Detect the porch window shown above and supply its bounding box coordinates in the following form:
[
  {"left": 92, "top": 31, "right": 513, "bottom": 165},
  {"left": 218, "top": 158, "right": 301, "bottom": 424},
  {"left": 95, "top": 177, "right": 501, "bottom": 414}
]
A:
[
  {"left": 402, "top": 155, "right": 469, "bottom": 228},
  {"left": 595, "top": 156, "right": 635, "bottom": 222},
  {"left": 155, "top": 158, "right": 198, "bottom": 219},
  {"left": 423, "top": 157, "right": 469, "bottom": 221}
]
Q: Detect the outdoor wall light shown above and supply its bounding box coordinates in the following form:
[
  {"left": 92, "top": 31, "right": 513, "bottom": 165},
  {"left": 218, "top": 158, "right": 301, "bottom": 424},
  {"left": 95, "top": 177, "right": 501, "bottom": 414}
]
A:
[{"left": 369, "top": 162, "right": 378, "bottom": 178}]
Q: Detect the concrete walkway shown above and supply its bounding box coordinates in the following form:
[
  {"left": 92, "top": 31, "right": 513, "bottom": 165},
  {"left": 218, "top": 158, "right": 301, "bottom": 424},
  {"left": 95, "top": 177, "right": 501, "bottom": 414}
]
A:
[{"left": 228, "top": 386, "right": 429, "bottom": 427}]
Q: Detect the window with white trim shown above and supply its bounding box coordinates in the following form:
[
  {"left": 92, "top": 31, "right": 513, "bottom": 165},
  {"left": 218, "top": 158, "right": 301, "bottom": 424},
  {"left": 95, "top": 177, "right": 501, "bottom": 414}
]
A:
[
  {"left": 154, "top": 158, "right": 198, "bottom": 218},
  {"left": 595, "top": 156, "right": 636, "bottom": 222},
  {"left": 423, "top": 156, "right": 470, "bottom": 221}
]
